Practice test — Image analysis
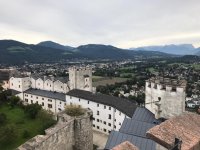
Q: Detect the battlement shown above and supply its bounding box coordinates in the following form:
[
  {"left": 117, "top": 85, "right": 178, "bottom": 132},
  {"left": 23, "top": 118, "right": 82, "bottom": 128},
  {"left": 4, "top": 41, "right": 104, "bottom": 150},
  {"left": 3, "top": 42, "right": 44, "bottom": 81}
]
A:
[
  {"left": 68, "top": 66, "right": 92, "bottom": 72},
  {"left": 146, "top": 77, "right": 186, "bottom": 92}
]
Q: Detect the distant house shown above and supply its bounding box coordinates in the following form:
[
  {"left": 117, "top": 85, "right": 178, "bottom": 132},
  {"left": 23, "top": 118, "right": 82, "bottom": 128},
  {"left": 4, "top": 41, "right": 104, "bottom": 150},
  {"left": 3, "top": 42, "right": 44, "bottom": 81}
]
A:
[{"left": 186, "top": 100, "right": 196, "bottom": 108}]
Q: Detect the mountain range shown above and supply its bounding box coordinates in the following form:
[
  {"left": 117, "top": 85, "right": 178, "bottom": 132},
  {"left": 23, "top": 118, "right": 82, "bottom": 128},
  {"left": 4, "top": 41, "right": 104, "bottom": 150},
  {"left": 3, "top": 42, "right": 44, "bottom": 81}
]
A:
[
  {"left": 0, "top": 40, "right": 172, "bottom": 64},
  {"left": 130, "top": 44, "right": 200, "bottom": 55}
]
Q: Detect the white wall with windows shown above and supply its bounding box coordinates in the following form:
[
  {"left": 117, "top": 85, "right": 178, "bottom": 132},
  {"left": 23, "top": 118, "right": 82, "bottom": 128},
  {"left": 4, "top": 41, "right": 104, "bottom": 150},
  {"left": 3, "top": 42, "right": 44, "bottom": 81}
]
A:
[
  {"left": 35, "top": 78, "right": 44, "bottom": 90},
  {"left": 23, "top": 93, "right": 65, "bottom": 114},
  {"left": 65, "top": 95, "right": 127, "bottom": 135},
  {"left": 9, "top": 77, "right": 30, "bottom": 92},
  {"left": 44, "top": 79, "right": 54, "bottom": 91}
]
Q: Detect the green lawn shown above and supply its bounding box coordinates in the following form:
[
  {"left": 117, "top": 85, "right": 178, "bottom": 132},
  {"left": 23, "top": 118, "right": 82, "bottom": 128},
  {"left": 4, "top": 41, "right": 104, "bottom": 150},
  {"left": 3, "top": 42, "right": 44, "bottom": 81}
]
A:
[
  {"left": 93, "top": 77, "right": 129, "bottom": 87},
  {"left": 92, "top": 76, "right": 104, "bottom": 82},
  {"left": 148, "top": 67, "right": 156, "bottom": 73},
  {"left": 192, "top": 64, "right": 200, "bottom": 70},
  {"left": 0, "top": 104, "right": 48, "bottom": 150},
  {"left": 120, "top": 73, "right": 135, "bottom": 78}
]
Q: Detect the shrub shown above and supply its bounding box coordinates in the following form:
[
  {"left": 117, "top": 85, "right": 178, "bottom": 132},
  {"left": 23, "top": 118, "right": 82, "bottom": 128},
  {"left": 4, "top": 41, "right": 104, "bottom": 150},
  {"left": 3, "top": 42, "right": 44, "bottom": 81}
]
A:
[
  {"left": 9, "top": 96, "right": 20, "bottom": 108},
  {"left": 65, "top": 105, "right": 85, "bottom": 116},
  {"left": 24, "top": 103, "right": 42, "bottom": 119}
]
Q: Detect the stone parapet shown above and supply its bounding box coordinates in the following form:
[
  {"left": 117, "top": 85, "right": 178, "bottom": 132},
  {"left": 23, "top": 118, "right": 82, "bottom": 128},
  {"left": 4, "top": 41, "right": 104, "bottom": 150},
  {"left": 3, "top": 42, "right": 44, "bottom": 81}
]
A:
[{"left": 17, "top": 109, "right": 93, "bottom": 150}]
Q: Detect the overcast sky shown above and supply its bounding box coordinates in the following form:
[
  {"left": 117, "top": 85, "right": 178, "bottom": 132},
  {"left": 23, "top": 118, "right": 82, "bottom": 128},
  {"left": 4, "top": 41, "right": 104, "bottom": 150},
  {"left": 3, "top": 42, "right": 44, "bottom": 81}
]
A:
[{"left": 0, "top": 0, "right": 200, "bottom": 48}]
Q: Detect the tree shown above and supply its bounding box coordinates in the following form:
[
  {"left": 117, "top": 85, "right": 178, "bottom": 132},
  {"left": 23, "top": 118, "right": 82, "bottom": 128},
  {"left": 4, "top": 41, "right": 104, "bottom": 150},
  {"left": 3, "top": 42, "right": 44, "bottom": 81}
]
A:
[
  {"left": 37, "top": 110, "right": 56, "bottom": 134},
  {"left": 0, "top": 85, "right": 3, "bottom": 92},
  {"left": 24, "top": 103, "right": 42, "bottom": 119},
  {"left": 0, "top": 113, "right": 7, "bottom": 124},
  {"left": 9, "top": 96, "right": 20, "bottom": 108},
  {"left": 0, "top": 92, "right": 7, "bottom": 105}
]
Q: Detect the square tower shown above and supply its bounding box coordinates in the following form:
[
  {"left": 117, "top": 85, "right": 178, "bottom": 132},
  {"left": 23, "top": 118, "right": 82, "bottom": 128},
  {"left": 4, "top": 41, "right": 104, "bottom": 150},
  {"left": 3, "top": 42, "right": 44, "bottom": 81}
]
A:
[
  {"left": 69, "top": 66, "right": 92, "bottom": 92},
  {"left": 145, "top": 77, "right": 187, "bottom": 119}
]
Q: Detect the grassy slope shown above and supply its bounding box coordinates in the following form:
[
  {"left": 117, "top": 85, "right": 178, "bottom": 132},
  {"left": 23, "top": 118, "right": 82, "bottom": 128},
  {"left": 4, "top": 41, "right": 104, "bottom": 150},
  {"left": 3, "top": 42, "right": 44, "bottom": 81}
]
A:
[{"left": 0, "top": 105, "right": 46, "bottom": 150}]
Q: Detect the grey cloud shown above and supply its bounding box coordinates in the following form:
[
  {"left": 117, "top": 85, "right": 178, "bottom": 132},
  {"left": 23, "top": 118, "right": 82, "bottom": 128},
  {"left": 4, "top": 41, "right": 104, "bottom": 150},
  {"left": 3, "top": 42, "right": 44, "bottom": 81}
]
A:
[{"left": 0, "top": 0, "right": 200, "bottom": 48}]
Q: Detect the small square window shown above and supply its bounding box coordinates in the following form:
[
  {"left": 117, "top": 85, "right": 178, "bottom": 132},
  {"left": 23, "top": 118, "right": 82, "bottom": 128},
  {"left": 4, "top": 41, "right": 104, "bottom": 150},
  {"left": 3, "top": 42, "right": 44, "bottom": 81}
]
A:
[
  {"left": 103, "top": 121, "right": 106, "bottom": 125},
  {"left": 97, "top": 111, "right": 99, "bottom": 115},
  {"left": 108, "top": 123, "right": 111, "bottom": 126},
  {"left": 97, "top": 126, "right": 99, "bottom": 129},
  {"left": 48, "top": 104, "right": 52, "bottom": 108},
  {"left": 97, "top": 119, "right": 99, "bottom": 122},
  {"left": 108, "top": 114, "right": 111, "bottom": 119}
]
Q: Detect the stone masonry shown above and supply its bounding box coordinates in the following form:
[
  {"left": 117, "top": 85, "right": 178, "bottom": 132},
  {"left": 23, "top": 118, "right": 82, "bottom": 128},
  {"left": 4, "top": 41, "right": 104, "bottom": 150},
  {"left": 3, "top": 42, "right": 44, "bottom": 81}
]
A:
[{"left": 17, "top": 109, "right": 93, "bottom": 150}]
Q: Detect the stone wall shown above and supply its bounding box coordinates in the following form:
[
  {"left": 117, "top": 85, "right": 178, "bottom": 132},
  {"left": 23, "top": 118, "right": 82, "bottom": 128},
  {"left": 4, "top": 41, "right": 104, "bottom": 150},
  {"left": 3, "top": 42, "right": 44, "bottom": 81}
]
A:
[{"left": 17, "top": 109, "right": 93, "bottom": 150}]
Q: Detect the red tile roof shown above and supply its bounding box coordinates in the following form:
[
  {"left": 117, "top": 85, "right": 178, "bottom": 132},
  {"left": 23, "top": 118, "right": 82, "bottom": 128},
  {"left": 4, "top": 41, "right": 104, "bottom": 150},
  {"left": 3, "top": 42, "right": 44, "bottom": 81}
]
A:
[
  {"left": 146, "top": 112, "right": 200, "bottom": 150},
  {"left": 112, "top": 141, "right": 139, "bottom": 150}
]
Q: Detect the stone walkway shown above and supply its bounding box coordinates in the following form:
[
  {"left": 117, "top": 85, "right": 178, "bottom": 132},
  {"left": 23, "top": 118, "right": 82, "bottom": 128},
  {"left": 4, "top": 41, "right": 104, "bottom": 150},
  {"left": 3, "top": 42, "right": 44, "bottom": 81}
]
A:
[{"left": 93, "top": 130, "right": 108, "bottom": 149}]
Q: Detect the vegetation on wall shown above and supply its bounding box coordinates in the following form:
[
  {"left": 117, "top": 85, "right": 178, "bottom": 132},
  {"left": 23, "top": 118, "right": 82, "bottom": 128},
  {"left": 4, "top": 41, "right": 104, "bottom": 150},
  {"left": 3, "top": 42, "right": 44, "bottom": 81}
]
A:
[{"left": 65, "top": 104, "right": 85, "bottom": 116}]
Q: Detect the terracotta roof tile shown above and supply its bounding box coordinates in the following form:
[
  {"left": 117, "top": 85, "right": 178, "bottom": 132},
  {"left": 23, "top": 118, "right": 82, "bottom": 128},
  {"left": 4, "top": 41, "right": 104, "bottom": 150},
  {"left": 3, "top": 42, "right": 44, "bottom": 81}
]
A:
[
  {"left": 146, "top": 112, "right": 200, "bottom": 150},
  {"left": 112, "top": 141, "right": 139, "bottom": 150}
]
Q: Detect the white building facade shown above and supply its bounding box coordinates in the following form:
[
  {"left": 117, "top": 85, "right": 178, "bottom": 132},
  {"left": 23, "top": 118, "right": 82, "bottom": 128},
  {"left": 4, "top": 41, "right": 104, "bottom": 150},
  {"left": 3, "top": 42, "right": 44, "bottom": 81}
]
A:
[{"left": 65, "top": 91, "right": 134, "bottom": 134}]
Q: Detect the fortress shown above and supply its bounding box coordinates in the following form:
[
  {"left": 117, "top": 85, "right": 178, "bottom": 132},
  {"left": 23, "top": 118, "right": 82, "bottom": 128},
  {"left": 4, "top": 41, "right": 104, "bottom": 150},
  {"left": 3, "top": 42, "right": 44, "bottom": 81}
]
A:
[
  {"left": 7, "top": 66, "right": 192, "bottom": 150},
  {"left": 145, "top": 77, "right": 187, "bottom": 119},
  {"left": 8, "top": 66, "right": 137, "bottom": 136},
  {"left": 9, "top": 66, "right": 93, "bottom": 93}
]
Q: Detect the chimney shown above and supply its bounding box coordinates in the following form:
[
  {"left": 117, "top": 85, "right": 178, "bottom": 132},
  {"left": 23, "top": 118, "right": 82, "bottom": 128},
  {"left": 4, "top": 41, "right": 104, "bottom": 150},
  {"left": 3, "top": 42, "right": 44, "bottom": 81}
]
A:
[
  {"left": 44, "top": 76, "right": 47, "bottom": 81},
  {"left": 172, "top": 138, "right": 182, "bottom": 150},
  {"left": 50, "top": 76, "right": 54, "bottom": 81}
]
